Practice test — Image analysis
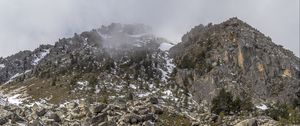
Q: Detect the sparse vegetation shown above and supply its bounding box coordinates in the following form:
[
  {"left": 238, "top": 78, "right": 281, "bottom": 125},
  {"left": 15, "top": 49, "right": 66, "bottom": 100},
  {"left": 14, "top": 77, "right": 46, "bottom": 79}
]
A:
[
  {"left": 158, "top": 111, "right": 192, "bottom": 126},
  {"left": 266, "top": 103, "right": 300, "bottom": 124},
  {"left": 88, "top": 75, "right": 98, "bottom": 86},
  {"left": 211, "top": 88, "right": 254, "bottom": 115}
]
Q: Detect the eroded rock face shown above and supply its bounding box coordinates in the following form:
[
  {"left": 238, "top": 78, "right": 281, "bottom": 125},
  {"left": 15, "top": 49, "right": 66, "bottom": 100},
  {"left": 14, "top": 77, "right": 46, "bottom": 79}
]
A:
[{"left": 170, "top": 17, "right": 300, "bottom": 104}]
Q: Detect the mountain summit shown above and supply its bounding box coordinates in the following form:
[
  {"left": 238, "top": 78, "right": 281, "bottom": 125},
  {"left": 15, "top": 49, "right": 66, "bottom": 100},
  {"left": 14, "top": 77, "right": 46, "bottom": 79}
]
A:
[
  {"left": 0, "top": 18, "right": 299, "bottom": 125},
  {"left": 170, "top": 17, "right": 300, "bottom": 105}
]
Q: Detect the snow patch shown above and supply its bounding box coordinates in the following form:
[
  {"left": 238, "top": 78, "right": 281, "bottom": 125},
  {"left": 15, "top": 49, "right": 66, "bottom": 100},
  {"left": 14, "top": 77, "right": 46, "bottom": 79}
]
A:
[
  {"left": 33, "top": 49, "right": 50, "bottom": 65},
  {"left": 7, "top": 94, "right": 23, "bottom": 105},
  {"left": 163, "top": 90, "right": 173, "bottom": 96},
  {"left": 256, "top": 104, "right": 268, "bottom": 110},
  {"left": 24, "top": 99, "right": 49, "bottom": 108},
  {"left": 159, "top": 42, "right": 174, "bottom": 51},
  {"left": 159, "top": 52, "right": 175, "bottom": 82},
  {"left": 0, "top": 64, "right": 5, "bottom": 69},
  {"left": 129, "top": 84, "right": 137, "bottom": 89},
  {"left": 77, "top": 81, "right": 89, "bottom": 90},
  {"left": 137, "top": 92, "right": 151, "bottom": 98},
  {"left": 95, "top": 85, "right": 101, "bottom": 94},
  {"left": 166, "top": 57, "right": 175, "bottom": 74},
  {"left": 160, "top": 68, "right": 168, "bottom": 82},
  {"left": 4, "top": 70, "right": 31, "bottom": 84},
  {"left": 129, "top": 33, "right": 148, "bottom": 38}
]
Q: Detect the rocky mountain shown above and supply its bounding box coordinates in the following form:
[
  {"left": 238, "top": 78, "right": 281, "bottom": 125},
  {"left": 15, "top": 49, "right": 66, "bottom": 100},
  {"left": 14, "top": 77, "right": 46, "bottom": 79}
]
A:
[
  {"left": 170, "top": 17, "right": 300, "bottom": 105},
  {"left": 0, "top": 18, "right": 299, "bottom": 125},
  {"left": 0, "top": 45, "right": 52, "bottom": 84}
]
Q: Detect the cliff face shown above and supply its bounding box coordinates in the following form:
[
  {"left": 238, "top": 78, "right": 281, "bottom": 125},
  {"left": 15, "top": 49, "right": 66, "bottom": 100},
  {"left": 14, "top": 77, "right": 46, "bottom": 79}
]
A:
[{"left": 170, "top": 17, "right": 300, "bottom": 105}]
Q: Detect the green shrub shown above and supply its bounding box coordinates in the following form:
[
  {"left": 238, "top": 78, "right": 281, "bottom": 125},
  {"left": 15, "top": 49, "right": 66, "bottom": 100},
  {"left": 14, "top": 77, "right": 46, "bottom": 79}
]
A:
[
  {"left": 266, "top": 103, "right": 289, "bottom": 121},
  {"left": 88, "top": 75, "right": 98, "bottom": 86},
  {"left": 211, "top": 88, "right": 254, "bottom": 115},
  {"left": 179, "top": 55, "right": 196, "bottom": 69},
  {"left": 266, "top": 103, "right": 300, "bottom": 124},
  {"left": 211, "top": 88, "right": 234, "bottom": 115},
  {"left": 51, "top": 77, "right": 57, "bottom": 86}
]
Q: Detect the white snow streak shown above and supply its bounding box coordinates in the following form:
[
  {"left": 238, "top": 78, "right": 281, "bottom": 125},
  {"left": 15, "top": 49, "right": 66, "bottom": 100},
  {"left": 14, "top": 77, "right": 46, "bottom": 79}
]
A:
[
  {"left": 77, "top": 81, "right": 89, "bottom": 90},
  {"left": 0, "top": 64, "right": 5, "bottom": 69},
  {"left": 4, "top": 70, "right": 31, "bottom": 84},
  {"left": 33, "top": 49, "right": 50, "bottom": 65},
  {"left": 256, "top": 104, "right": 268, "bottom": 110},
  {"left": 7, "top": 94, "right": 23, "bottom": 105},
  {"left": 159, "top": 42, "right": 173, "bottom": 51}
]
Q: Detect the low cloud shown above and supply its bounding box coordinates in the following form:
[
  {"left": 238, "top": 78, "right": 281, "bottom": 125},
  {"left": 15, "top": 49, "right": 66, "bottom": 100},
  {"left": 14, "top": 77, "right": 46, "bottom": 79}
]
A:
[{"left": 0, "top": 0, "right": 299, "bottom": 57}]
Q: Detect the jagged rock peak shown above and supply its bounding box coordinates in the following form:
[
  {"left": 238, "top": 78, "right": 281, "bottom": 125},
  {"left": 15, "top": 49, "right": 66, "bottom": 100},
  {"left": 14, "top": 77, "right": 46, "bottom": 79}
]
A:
[
  {"left": 221, "top": 17, "right": 248, "bottom": 25},
  {"left": 98, "top": 23, "right": 152, "bottom": 35},
  {"left": 170, "top": 17, "right": 300, "bottom": 105}
]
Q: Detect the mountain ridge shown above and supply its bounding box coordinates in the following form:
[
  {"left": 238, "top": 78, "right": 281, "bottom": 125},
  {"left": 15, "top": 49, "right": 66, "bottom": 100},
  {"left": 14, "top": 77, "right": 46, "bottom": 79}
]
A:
[
  {"left": 170, "top": 17, "right": 299, "bottom": 104},
  {"left": 0, "top": 17, "right": 299, "bottom": 125}
]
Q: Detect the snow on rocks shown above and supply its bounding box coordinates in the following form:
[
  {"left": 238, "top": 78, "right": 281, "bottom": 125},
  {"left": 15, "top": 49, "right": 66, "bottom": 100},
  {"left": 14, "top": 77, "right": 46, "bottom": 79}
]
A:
[
  {"left": 158, "top": 52, "right": 175, "bottom": 82},
  {"left": 32, "top": 49, "right": 50, "bottom": 65},
  {"left": 165, "top": 57, "right": 175, "bottom": 74},
  {"left": 4, "top": 70, "right": 31, "bottom": 84},
  {"left": 7, "top": 94, "right": 23, "bottom": 105},
  {"left": 95, "top": 85, "right": 101, "bottom": 94},
  {"left": 129, "top": 84, "right": 137, "bottom": 89},
  {"left": 159, "top": 42, "right": 174, "bottom": 51},
  {"left": 137, "top": 92, "right": 151, "bottom": 98},
  {"left": 76, "top": 81, "right": 89, "bottom": 90},
  {"left": 0, "top": 64, "right": 5, "bottom": 69},
  {"left": 256, "top": 104, "right": 268, "bottom": 110},
  {"left": 0, "top": 86, "right": 29, "bottom": 106},
  {"left": 0, "top": 93, "right": 24, "bottom": 106}
]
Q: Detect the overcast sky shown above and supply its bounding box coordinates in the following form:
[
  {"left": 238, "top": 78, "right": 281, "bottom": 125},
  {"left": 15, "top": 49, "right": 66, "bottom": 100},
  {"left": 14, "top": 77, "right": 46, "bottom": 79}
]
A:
[{"left": 0, "top": 0, "right": 299, "bottom": 57}]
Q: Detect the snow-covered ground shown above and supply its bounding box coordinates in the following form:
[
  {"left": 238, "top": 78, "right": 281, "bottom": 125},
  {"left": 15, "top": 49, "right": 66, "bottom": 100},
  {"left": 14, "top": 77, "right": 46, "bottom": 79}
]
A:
[
  {"left": 4, "top": 69, "right": 31, "bottom": 84},
  {"left": 0, "top": 64, "right": 5, "bottom": 69},
  {"left": 0, "top": 93, "right": 24, "bottom": 106},
  {"left": 33, "top": 49, "right": 50, "bottom": 65},
  {"left": 158, "top": 42, "right": 176, "bottom": 82},
  {"left": 0, "top": 85, "right": 29, "bottom": 106},
  {"left": 7, "top": 94, "right": 23, "bottom": 105},
  {"left": 166, "top": 57, "right": 175, "bottom": 74},
  {"left": 159, "top": 42, "right": 174, "bottom": 51},
  {"left": 137, "top": 92, "right": 151, "bottom": 98},
  {"left": 256, "top": 104, "right": 268, "bottom": 110},
  {"left": 129, "top": 84, "right": 137, "bottom": 89}
]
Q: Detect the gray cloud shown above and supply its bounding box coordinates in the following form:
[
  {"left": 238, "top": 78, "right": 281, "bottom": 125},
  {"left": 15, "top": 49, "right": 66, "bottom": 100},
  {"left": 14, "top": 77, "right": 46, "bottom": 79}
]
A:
[{"left": 0, "top": 0, "right": 299, "bottom": 57}]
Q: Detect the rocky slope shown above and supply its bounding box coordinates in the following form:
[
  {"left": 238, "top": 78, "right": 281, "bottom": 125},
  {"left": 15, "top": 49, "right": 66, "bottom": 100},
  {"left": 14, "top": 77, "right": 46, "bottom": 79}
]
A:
[
  {"left": 0, "top": 18, "right": 299, "bottom": 125},
  {"left": 170, "top": 17, "right": 300, "bottom": 105}
]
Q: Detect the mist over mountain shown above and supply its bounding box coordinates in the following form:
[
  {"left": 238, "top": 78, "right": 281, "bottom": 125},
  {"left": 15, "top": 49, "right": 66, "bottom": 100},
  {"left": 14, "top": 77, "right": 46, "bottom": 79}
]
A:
[{"left": 0, "top": 0, "right": 299, "bottom": 57}]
